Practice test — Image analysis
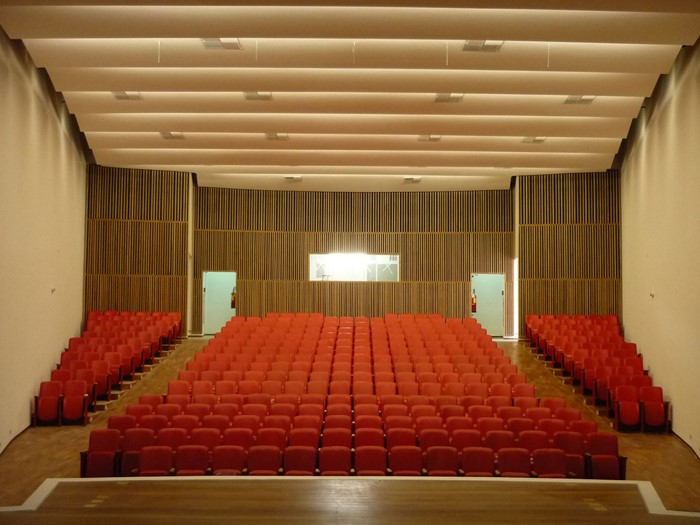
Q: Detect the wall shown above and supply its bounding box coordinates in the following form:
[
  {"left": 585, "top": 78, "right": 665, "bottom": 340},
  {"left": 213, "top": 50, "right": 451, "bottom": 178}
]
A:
[
  {"left": 0, "top": 31, "right": 86, "bottom": 453},
  {"left": 518, "top": 171, "right": 622, "bottom": 333},
  {"left": 621, "top": 42, "right": 700, "bottom": 455},
  {"left": 192, "top": 188, "right": 514, "bottom": 334},
  {"left": 84, "top": 165, "right": 190, "bottom": 331}
]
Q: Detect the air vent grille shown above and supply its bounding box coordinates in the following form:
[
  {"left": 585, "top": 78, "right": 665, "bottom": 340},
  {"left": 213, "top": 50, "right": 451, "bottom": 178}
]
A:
[
  {"left": 564, "top": 95, "right": 596, "bottom": 105},
  {"left": 245, "top": 91, "right": 273, "bottom": 101},
  {"left": 160, "top": 131, "right": 185, "bottom": 140},
  {"left": 112, "top": 91, "right": 142, "bottom": 100},
  {"left": 463, "top": 40, "right": 504, "bottom": 52},
  {"left": 265, "top": 133, "right": 289, "bottom": 141},
  {"left": 435, "top": 93, "right": 463, "bottom": 103},
  {"left": 202, "top": 38, "right": 243, "bottom": 50}
]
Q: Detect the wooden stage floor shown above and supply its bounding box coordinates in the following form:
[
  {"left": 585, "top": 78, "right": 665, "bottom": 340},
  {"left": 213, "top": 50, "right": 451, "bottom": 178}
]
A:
[{"left": 1, "top": 477, "right": 699, "bottom": 525}]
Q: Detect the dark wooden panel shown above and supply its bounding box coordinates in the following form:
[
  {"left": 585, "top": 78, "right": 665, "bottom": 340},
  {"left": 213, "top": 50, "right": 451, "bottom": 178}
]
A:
[
  {"left": 517, "top": 171, "right": 621, "bottom": 333},
  {"left": 84, "top": 165, "right": 189, "bottom": 330}
]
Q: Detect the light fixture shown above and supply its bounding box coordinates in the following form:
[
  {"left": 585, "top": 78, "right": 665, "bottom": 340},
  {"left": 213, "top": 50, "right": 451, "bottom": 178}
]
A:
[
  {"left": 202, "top": 38, "right": 243, "bottom": 50},
  {"left": 284, "top": 175, "right": 302, "bottom": 182},
  {"left": 564, "top": 95, "right": 596, "bottom": 105},
  {"left": 435, "top": 93, "right": 463, "bottom": 103},
  {"left": 418, "top": 135, "right": 441, "bottom": 142},
  {"left": 463, "top": 40, "right": 504, "bottom": 52},
  {"left": 244, "top": 91, "right": 273, "bottom": 101},
  {"left": 112, "top": 91, "right": 142, "bottom": 100},
  {"left": 522, "top": 136, "right": 547, "bottom": 144},
  {"left": 404, "top": 176, "right": 422, "bottom": 183},
  {"left": 160, "top": 131, "right": 185, "bottom": 140}
]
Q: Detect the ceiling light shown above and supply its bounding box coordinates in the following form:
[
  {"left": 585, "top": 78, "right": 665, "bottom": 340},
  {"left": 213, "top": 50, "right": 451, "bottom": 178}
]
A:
[
  {"left": 112, "top": 91, "right": 142, "bottom": 101},
  {"left": 244, "top": 91, "right": 273, "bottom": 101},
  {"left": 522, "top": 136, "right": 547, "bottom": 144},
  {"left": 418, "top": 135, "right": 441, "bottom": 142},
  {"left": 404, "top": 176, "right": 422, "bottom": 183},
  {"left": 266, "top": 133, "right": 289, "bottom": 141},
  {"left": 463, "top": 40, "right": 504, "bottom": 52},
  {"left": 284, "top": 175, "right": 302, "bottom": 182},
  {"left": 160, "top": 131, "right": 185, "bottom": 140},
  {"left": 435, "top": 93, "right": 463, "bottom": 103},
  {"left": 202, "top": 38, "right": 243, "bottom": 50},
  {"left": 564, "top": 95, "right": 597, "bottom": 105}
]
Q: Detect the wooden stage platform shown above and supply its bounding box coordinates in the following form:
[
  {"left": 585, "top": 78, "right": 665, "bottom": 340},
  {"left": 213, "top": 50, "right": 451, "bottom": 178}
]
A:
[{"left": 1, "top": 477, "right": 698, "bottom": 525}]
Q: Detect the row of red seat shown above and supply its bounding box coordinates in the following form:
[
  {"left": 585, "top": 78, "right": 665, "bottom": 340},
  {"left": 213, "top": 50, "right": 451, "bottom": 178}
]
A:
[
  {"left": 83, "top": 425, "right": 623, "bottom": 478},
  {"left": 81, "top": 312, "right": 626, "bottom": 479},
  {"left": 525, "top": 314, "right": 669, "bottom": 432},
  {"left": 32, "top": 310, "right": 181, "bottom": 426}
]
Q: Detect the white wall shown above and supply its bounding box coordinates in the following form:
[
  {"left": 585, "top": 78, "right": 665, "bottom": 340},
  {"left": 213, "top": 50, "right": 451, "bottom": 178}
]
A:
[
  {"left": 0, "top": 33, "right": 86, "bottom": 453},
  {"left": 621, "top": 42, "right": 700, "bottom": 456}
]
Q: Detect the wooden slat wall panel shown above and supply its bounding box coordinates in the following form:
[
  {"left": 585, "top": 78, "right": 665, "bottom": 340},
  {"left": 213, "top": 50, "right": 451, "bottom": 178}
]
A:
[
  {"left": 193, "top": 188, "right": 514, "bottom": 335},
  {"left": 196, "top": 188, "right": 512, "bottom": 233},
  {"left": 84, "top": 165, "right": 189, "bottom": 330},
  {"left": 518, "top": 171, "right": 621, "bottom": 332}
]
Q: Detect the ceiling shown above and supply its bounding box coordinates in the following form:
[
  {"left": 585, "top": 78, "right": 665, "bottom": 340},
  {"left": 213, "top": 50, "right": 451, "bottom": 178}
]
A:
[{"left": 1, "top": 1, "right": 699, "bottom": 192}]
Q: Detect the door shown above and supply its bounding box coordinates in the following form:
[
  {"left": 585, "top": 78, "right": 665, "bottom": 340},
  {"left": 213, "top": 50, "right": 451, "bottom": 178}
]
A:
[
  {"left": 471, "top": 273, "right": 505, "bottom": 337},
  {"left": 203, "top": 271, "right": 237, "bottom": 335}
]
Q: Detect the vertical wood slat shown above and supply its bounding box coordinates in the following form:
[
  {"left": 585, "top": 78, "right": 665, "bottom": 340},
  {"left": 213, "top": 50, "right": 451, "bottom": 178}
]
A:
[
  {"left": 518, "top": 170, "right": 621, "bottom": 333},
  {"left": 84, "top": 165, "right": 190, "bottom": 331},
  {"left": 193, "top": 188, "right": 514, "bottom": 335}
]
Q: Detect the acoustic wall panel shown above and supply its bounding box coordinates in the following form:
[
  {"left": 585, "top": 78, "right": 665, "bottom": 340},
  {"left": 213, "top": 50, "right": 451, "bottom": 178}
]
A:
[
  {"left": 192, "top": 188, "right": 514, "bottom": 335},
  {"left": 518, "top": 171, "right": 621, "bottom": 332},
  {"left": 84, "top": 165, "right": 189, "bottom": 330}
]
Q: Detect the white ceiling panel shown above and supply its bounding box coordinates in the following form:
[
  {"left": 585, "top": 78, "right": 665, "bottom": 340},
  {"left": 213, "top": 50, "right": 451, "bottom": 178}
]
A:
[{"left": 1, "top": 1, "right": 698, "bottom": 191}]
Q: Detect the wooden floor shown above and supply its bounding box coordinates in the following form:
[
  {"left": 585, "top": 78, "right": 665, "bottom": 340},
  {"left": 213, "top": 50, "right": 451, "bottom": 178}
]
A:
[
  {"left": 1, "top": 337, "right": 699, "bottom": 523},
  {"left": 1, "top": 477, "right": 699, "bottom": 525}
]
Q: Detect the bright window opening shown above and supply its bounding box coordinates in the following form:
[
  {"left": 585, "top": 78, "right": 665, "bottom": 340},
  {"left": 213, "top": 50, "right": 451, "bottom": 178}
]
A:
[{"left": 309, "top": 253, "right": 400, "bottom": 282}]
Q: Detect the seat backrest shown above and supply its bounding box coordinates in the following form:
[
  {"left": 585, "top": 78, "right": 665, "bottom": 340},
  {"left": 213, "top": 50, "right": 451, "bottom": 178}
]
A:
[
  {"left": 247, "top": 445, "right": 283, "bottom": 473},
  {"left": 587, "top": 432, "right": 619, "bottom": 455},
  {"left": 496, "top": 447, "right": 532, "bottom": 476},
  {"left": 39, "top": 381, "right": 63, "bottom": 397},
  {"left": 88, "top": 428, "right": 122, "bottom": 452},
  {"left": 424, "top": 446, "right": 459, "bottom": 474},
  {"left": 318, "top": 446, "right": 352, "bottom": 474},
  {"left": 388, "top": 445, "right": 424, "bottom": 475},
  {"left": 461, "top": 446, "right": 495, "bottom": 475}
]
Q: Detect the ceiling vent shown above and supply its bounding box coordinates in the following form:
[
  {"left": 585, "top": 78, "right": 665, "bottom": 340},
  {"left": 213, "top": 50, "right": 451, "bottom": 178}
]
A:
[
  {"left": 435, "top": 93, "right": 463, "bottom": 103},
  {"left": 284, "top": 175, "right": 302, "bottom": 182},
  {"left": 418, "top": 135, "right": 441, "bottom": 142},
  {"left": 112, "top": 91, "right": 142, "bottom": 101},
  {"left": 522, "top": 136, "right": 547, "bottom": 144},
  {"left": 564, "top": 95, "right": 596, "bottom": 105},
  {"left": 160, "top": 131, "right": 185, "bottom": 140},
  {"left": 245, "top": 91, "right": 273, "bottom": 101},
  {"left": 463, "top": 40, "right": 504, "bottom": 52},
  {"left": 404, "top": 176, "right": 422, "bottom": 183},
  {"left": 265, "top": 133, "right": 289, "bottom": 141},
  {"left": 202, "top": 38, "right": 243, "bottom": 50}
]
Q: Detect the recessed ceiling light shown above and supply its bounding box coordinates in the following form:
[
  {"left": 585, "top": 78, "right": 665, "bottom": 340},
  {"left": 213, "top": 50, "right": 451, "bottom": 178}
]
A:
[
  {"left": 435, "top": 93, "right": 463, "bottom": 103},
  {"left": 418, "top": 135, "right": 441, "bottom": 142},
  {"left": 160, "top": 131, "right": 185, "bottom": 140},
  {"left": 404, "top": 176, "right": 422, "bottom": 183},
  {"left": 564, "top": 95, "right": 596, "bottom": 105},
  {"left": 522, "top": 136, "right": 547, "bottom": 144},
  {"left": 463, "top": 40, "right": 504, "bottom": 52},
  {"left": 245, "top": 91, "right": 273, "bottom": 101},
  {"left": 266, "top": 133, "right": 289, "bottom": 141},
  {"left": 202, "top": 38, "right": 243, "bottom": 50},
  {"left": 112, "top": 91, "right": 142, "bottom": 100}
]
